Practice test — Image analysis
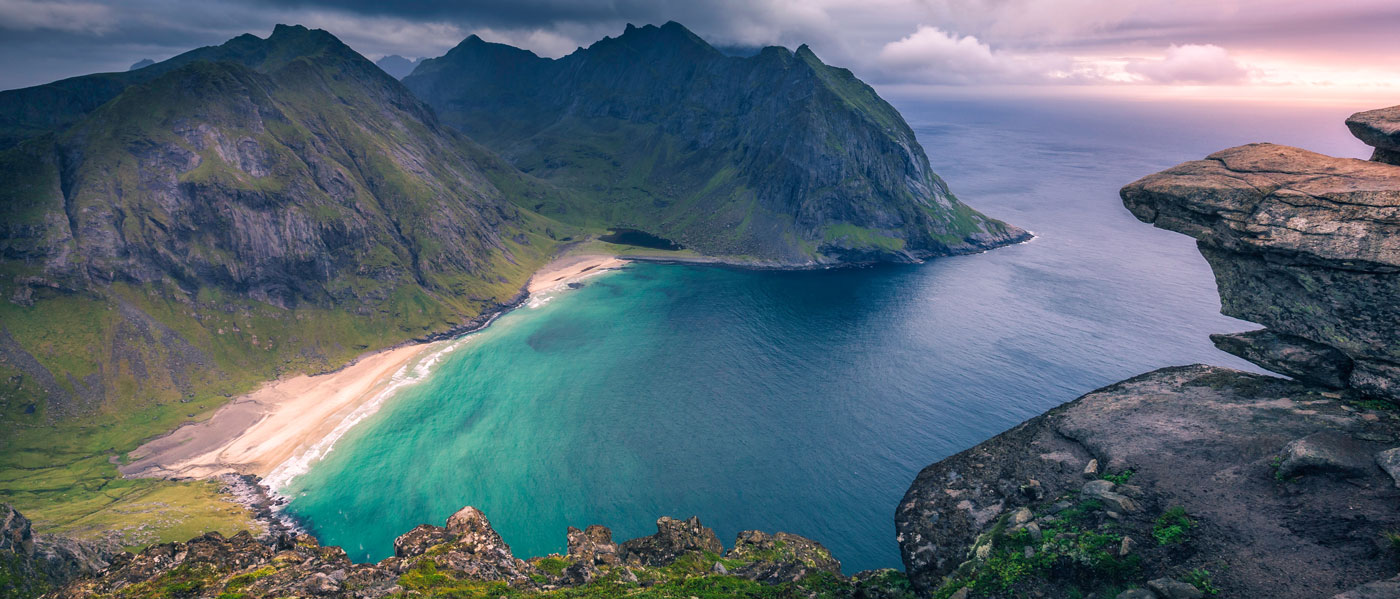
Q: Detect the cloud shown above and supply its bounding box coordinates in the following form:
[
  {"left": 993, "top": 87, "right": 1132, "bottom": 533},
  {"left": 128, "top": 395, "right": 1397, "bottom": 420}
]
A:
[
  {"left": 875, "top": 25, "right": 1062, "bottom": 84},
  {"left": 0, "top": 0, "right": 1395, "bottom": 95},
  {"left": 472, "top": 27, "right": 583, "bottom": 57},
  {"left": 1125, "top": 44, "right": 1250, "bottom": 84},
  {"left": 0, "top": 0, "right": 114, "bottom": 34}
]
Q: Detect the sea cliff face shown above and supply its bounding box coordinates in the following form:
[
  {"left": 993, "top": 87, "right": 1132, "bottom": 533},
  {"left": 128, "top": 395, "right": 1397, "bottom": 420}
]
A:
[
  {"left": 895, "top": 107, "right": 1400, "bottom": 598},
  {"left": 404, "top": 22, "right": 1028, "bottom": 265}
]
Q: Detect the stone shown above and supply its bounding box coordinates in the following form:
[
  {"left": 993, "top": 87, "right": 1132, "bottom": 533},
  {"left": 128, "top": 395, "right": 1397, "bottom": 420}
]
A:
[
  {"left": 1210, "top": 330, "right": 1352, "bottom": 388},
  {"left": 0, "top": 504, "right": 114, "bottom": 597},
  {"left": 1020, "top": 479, "right": 1045, "bottom": 500},
  {"left": 1011, "top": 507, "right": 1033, "bottom": 524},
  {"left": 1082, "top": 479, "right": 1114, "bottom": 496},
  {"left": 1148, "top": 577, "right": 1205, "bottom": 599},
  {"left": 619, "top": 516, "right": 723, "bottom": 566},
  {"left": 712, "top": 561, "right": 728, "bottom": 574},
  {"left": 566, "top": 525, "right": 620, "bottom": 566},
  {"left": 1083, "top": 459, "right": 1099, "bottom": 478},
  {"left": 1026, "top": 522, "right": 1042, "bottom": 542},
  {"left": 1118, "top": 536, "right": 1133, "bottom": 556},
  {"left": 1346, "top": 105, "right": 1400, "bottom": 160},
  {"left": 1351, "top": 360, "right": 1400, "bottom": 405},
  {"left": 1115, "top": 589, "right": 1156, "bottom": 599},
  {"left": 1334, "top": 575, "right": 1400, "bottom": 598},
  {"left": 950, "top": 587, "right": 970, "bottom": 599},
  {"left": 1375, "top": 448, "right": 1400, "bottom": 488},
  {"left": 1082, "top": 480, "right": 1138, "bottom": 513},
  {"left": 1277, "top": 431, "right": 1373, "bottom": 478}
]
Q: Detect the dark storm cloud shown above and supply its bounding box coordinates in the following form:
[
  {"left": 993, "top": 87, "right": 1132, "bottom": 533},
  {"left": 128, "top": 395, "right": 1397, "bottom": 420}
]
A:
[{"left": 0, "top": 0, "right": 1395, "bottom": 95}]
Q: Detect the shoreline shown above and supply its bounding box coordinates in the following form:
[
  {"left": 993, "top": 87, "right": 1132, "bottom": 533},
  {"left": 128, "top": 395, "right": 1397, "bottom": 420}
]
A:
[
  {"left": 121, "top": 253, "right": 631, "bottom": 489},
  {"left": 118, "top": 237, "right": 1028, "bottom": 535}
]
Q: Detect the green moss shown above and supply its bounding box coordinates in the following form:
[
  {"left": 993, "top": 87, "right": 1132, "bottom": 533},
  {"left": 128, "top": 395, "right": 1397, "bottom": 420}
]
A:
[
  {"left": 821, "top": 224, "right": 907, "bottom": 252},
  {"left": 534, "top": 557, "right": 571, "bottom": 577}
]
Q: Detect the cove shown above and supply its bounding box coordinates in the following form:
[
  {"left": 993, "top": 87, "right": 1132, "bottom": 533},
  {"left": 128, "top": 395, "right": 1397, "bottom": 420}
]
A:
[{"left": 278, "top": 97, "right": 1369, "bottom": 573}]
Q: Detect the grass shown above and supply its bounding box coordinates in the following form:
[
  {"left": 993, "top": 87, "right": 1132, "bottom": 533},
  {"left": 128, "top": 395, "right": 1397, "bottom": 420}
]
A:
[
  {"left": 1350, "top": 398, "right": 1397, "bottom": 411},
  {"left": 1102, "top": 469, "right": 1134, "bottom": 485},
  {"left": 931, "top": 497, "right": 1140, "bottom": 599},
  {"left": 1182, "top": 568, "right": 1219, "bottom": 596},
  {"left": 388, "top": 555, "right": 904, "bottom": 599},
  {"left": 1152, "top": 507, "right": 1194, "bottom": 546}
]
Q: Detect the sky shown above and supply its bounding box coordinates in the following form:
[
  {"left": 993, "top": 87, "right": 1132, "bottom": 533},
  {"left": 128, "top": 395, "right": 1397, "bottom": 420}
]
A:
[{"left": 1, "top": 0, "right": 1397, "bottom": 104}]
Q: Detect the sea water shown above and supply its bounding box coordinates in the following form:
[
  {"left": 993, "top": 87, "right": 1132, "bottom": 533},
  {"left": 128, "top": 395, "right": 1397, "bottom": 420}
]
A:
[{"left": 279, "top": 96, "right": 1374, "bottom": 572}]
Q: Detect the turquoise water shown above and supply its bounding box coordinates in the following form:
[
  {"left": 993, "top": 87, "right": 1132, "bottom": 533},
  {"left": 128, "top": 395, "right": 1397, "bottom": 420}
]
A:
[{"left": 281, "top": 98, "right": 1372, "bottom": 572}]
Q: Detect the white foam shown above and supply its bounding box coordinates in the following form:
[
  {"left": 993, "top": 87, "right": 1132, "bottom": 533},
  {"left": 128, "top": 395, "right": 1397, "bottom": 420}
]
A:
[{"left": 261, "top": 337, "right": 469, "bottom": 492}]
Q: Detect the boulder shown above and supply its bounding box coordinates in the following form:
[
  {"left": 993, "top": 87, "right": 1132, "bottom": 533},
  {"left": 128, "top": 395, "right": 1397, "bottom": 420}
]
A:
[
  {"left": 1334, "top": 574, "right": 1400, "bottom": 598},
  {"left": 1210, "top": 330, "right": 1352, "bottom": 388},
  {"left": 1116, "top": 589, "right": 1156, "bottom": 599},
  {"left": 1082, "top": 480, "right": 1138, "bottom": 513},
  {"left": 1121, "top": 142, "right": 1400, "bottom": 404},
  {"left": 1277, "top": 431, "right": 1373, "bottom": 478},
  {"left": 619, "top": 516, "right": 723, "bottom": 566},
  {"left": 1351, "top": 360, "right": 1400, "bottom": 402},
  {"left": 566, "top": 524, "right": 620, "bottom": 566},
  {"left": 391, "top": 524, "right": 454, "bottom": 558},
  {"left": 1148, "top": 577, "right": 1205, "bottom": 599},
  {"left": 1346, "top": 105, "right": 1400, "bottom": 165},
  {"left": 726, "top": 530, "right": 841, "bottom": 583},
  {"left": 1376, "top": 448, "right": 1400, "bottom": 488},
  {"left": 1, "top": 504, "right": 116, "bottom": 598}
]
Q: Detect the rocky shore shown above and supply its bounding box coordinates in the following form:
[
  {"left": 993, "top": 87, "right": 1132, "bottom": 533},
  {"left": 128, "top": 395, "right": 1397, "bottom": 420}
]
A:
[
  {"left": 10, "top": 504, "right": 915, "bottom": 599},
  {"left": 896, "top": 105, "right": 1400, "bottom": 598}
]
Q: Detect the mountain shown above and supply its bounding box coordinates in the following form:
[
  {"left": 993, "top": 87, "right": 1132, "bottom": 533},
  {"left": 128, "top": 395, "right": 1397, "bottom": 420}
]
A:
[
  {"left": 403, "top": 22, "right": 1028, "bottom": 265},
  {"left": 374, "top": 54, "right": 424, "bottom": 79},
  {"left": 127, "top": 59, "right": 155, "bottom": 71},
  {"left": 0, "top": 25, "right": 566, "bottom": 542}
]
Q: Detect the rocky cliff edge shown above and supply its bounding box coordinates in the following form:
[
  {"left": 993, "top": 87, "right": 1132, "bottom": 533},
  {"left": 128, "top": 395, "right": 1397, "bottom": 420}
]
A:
[{"left": 896, "top": 106, "right": 1400, "bottom": 598}]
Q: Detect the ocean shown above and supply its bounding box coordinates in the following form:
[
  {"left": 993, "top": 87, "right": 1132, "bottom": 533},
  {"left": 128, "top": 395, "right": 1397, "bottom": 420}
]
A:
[{"left": 278, "top": 95, "right": 1374, "bottom": 572}]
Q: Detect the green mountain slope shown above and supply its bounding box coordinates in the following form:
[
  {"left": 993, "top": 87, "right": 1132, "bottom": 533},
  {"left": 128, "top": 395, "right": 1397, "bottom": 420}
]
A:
[
  {"left": 0, "top": 25, "right": 568, "bottom": 544},
  {"left": 404, "top": 21, "right": 1028, "bottom": 264}
]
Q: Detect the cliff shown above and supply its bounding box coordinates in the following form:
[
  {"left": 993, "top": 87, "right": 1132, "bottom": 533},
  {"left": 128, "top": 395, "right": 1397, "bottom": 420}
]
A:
[
  {"left": 0, "top": 25, "right": 566, "bottom": 549},
  {"left": 403, "top": 22, "right": 1028, "bottom": 265},
  {"left": 895, "top": 107, "right": 1400, "bottom": 598},
  {"left": 35, "top": 504, "right": 915, "bottom": 599},
  {"left": 2, "top": 505, "right": 115, "bottom": 598}
]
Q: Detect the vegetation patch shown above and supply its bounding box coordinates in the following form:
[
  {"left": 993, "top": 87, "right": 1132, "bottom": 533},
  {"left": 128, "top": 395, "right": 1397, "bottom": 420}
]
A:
[
  {"left": 932, "top": 498, "right": 1139, "bottom": 599},
  {"left": 1152, "top": 506, "right": 1194, "bottom": 546}
]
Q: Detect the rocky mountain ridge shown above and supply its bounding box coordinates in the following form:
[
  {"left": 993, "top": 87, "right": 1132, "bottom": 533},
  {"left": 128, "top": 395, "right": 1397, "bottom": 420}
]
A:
[
  {"left": 894, "top": 106, "right": 1400, "bottom": 598},
  {"left": 0, "top": 24, "right": 565, "bottom": 554},
  {"left": 403, "top": 22, "right": 1028, "bottom": 264}
]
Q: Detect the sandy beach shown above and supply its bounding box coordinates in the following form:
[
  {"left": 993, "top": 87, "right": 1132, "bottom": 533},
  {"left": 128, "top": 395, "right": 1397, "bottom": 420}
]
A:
[
  {"left": 122, "top": 253, "right": 628, "bottom": 485},
  {"left": 527, "top": 254, "right": 629, "bottom": 294}
]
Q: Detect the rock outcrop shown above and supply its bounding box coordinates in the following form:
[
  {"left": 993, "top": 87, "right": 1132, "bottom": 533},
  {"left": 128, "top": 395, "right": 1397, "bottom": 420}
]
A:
[
  {"left": 896, "top": 108, "right": 1400, "bottom": 598},
  {"left": 46, "top": 507, "right": 914, "bottom": 599},
  {"left": 1346, "top": 105, "right": 1400, "bottom": 165},
  {"left": 404, "top": 22, "right": 1028, "bottom": 265},
  {"left": 1120, "top": 141, "right": 1399, "bottom": 403},
  {"left": 2, "top": 505, "right": 115, "bottom": 598}
]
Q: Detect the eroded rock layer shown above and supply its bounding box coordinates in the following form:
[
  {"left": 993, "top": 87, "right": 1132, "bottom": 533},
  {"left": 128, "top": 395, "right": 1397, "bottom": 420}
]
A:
[{"left": 1121, "top": 142, "right": 1400, "bottom": 403}]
